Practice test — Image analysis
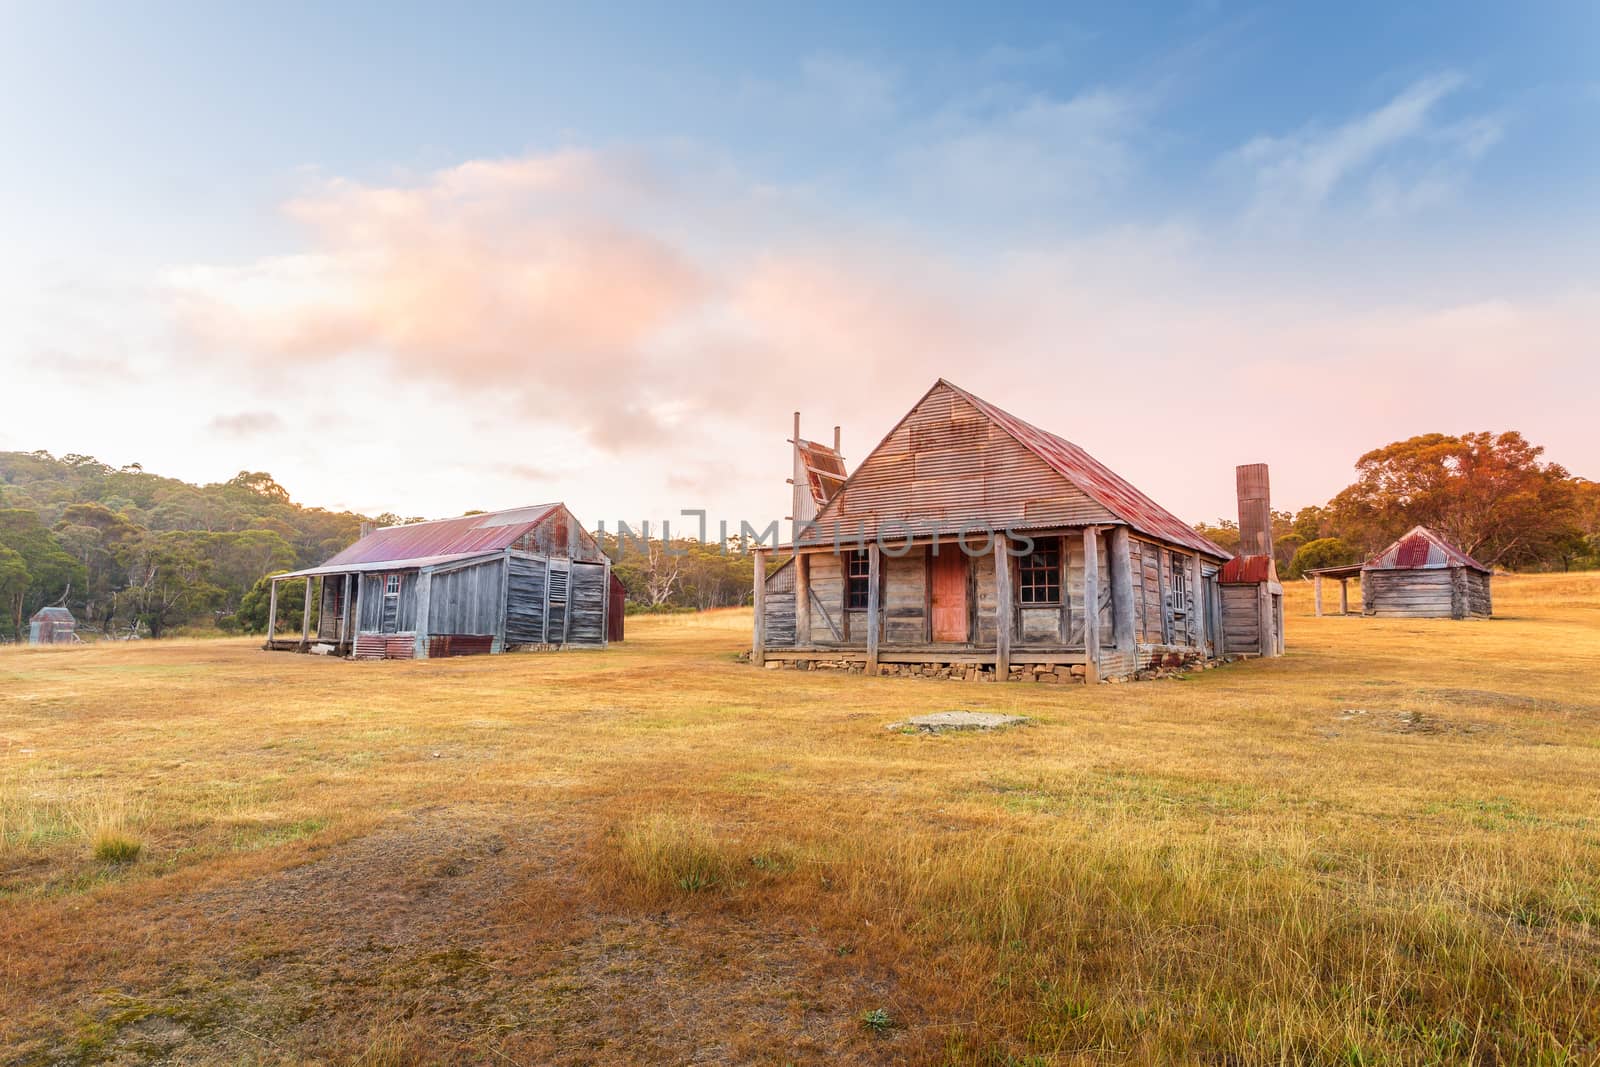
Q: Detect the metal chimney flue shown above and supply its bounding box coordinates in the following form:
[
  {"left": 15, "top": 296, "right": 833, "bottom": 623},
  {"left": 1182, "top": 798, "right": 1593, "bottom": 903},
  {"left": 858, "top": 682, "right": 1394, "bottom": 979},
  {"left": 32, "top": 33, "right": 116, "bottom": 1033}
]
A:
[{"left": 1236, "top": 463, "right": 1272, "bottom": 558}]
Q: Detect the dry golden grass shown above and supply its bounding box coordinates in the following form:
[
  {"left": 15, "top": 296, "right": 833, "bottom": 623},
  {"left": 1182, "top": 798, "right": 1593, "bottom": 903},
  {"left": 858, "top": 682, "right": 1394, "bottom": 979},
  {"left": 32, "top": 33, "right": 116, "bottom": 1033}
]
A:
[{"left": 2, "top": 574, "right": 1598, "bottom": 1064}]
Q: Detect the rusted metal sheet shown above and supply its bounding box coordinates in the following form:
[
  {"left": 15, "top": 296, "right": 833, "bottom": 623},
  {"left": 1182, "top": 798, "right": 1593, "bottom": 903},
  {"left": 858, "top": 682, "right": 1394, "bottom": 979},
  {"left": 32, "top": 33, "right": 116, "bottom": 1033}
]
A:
[
  {"left": 608, "top": 572, "right": 626, "bottom": 642},
  {"left": 1363, "top": 526, "right": 1489, "bottom": 574},
  {"left": 1219, "top": 554, "right": 1274, "bottom": 584},
  {"left": 803, "top": 380, "right": 1229, "bottom": 559},
  {"left": 948, "top": 382, "right": 1230, "bottom": 558},
  {"left": 428, "top": 634, "right": 494, "bottom": 657},
  {"left": 795, "top": 439, "right": 847, "bottom": 509},
  {"left": 321, "top": 504, "right": 560, "bottom": 568}
]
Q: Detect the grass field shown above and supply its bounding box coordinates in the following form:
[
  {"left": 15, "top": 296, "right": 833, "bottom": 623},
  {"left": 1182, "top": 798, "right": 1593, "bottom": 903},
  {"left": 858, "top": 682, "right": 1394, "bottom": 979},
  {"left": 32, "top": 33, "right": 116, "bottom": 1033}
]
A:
[{"left": 3, "top": 574, "right": 1599, "bottom": 1065}]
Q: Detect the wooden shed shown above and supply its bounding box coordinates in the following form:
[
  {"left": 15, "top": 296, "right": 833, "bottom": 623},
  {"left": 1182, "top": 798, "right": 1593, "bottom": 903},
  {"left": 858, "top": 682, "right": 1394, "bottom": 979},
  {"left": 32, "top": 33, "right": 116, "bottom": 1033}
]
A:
[
  {"left": 1310, "top": 526, "right": 1491, "bottom": 620},
  {"left": 28, "top": 606, "right": 77, "bottom": 645},
  {"left": 264, "top": 503, "right": 617, "bottom": 659},
  {"left": 752, "top": 380, "right": 1274, "bottom": 683}
]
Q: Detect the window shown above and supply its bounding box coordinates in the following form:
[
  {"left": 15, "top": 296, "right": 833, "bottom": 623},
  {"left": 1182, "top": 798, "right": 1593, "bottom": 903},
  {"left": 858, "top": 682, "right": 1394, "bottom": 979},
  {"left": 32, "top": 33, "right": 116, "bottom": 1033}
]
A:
[
  {"left": 384, "top": 574, "right": 400, "bottom": 596},
  {"left": 846, "top": 550, "right": 870, "bottom": 610},
  {"left": 1170, "top": 556, "right": 1188, "bottom": 611},
  {"left": 1018, "top": 539, "right": 1061, "bottom": 604}
]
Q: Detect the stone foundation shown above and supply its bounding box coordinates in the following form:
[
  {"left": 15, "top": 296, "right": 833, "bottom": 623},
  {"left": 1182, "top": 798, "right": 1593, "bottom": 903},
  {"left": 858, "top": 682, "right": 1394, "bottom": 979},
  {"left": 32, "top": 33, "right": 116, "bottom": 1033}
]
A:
[{"left": 750, "top": 649, "right": 1227, "bottom": 684}]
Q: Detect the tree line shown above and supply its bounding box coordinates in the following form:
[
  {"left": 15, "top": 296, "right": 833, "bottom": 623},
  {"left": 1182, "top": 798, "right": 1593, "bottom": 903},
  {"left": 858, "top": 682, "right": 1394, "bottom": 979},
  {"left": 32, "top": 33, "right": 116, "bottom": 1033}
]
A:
[
  {"left": 1194, "top": 431, "right": 1599, "bottom": 578},
  {"left": 0, "top": 451, "right": 758, "bottom": 641},
  {"left": 3, "top": 430, "right": 1594, "bottom": 640}
]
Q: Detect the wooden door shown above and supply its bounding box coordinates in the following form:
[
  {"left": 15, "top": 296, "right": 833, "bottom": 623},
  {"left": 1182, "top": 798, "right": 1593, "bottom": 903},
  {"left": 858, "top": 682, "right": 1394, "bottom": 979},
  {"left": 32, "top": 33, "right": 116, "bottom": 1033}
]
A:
[{"left": 929, "top": 550, "right": 969, "bottom": 643}]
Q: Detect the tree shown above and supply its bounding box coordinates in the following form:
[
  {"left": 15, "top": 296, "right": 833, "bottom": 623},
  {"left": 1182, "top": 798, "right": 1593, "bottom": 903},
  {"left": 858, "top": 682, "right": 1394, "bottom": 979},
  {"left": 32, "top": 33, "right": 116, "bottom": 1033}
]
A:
[
  {"left": 0, "top": 546, "right": 28, "bottom": 640},
  {"left": 115, "top": 532, "right": 223, "bottom": 638},
  {"left": 1287, "top": 538, "right": 1358, "bottom": 579},
  {"left": 1328, "top": 431, "right": 1581, "bottom": 568},
  {"left": 0, "top": 509, "right": 84, "bottom": 640},
  {"left": 1194, "top": 520, "right": 1239, "bottom": 554},
  {"left": 53, "top": 502, "right": 142, "bottom": 634}
]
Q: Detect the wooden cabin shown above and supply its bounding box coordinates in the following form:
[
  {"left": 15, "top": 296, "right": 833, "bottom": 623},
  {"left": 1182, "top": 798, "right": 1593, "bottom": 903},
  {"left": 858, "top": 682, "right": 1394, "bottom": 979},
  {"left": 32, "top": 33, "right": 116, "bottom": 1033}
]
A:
[
  {"left": 753, "top": 380, "right": 1277, "bottom": 683},
  {"left": 28, "top": 606, "right": 77, "bottom": 645},
  {"left": 265, "top": 503, "right": 618, "bottom": 659},
  {"left": 1310, "top": 526, "right": 1491, "bottom": 619}
]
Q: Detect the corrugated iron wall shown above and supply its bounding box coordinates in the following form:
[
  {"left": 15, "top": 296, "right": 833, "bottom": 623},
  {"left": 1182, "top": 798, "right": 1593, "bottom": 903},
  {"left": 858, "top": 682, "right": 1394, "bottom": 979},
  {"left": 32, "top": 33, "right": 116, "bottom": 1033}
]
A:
[{"left": 805, "top": 384, "right": 1116, "bottom": 544}]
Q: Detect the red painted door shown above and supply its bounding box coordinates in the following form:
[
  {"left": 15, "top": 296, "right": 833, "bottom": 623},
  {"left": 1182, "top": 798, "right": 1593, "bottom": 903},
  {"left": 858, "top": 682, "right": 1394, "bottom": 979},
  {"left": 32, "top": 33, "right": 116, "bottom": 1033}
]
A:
[{"left": 930, "top": 550, "right": 969, "bottom": 643}]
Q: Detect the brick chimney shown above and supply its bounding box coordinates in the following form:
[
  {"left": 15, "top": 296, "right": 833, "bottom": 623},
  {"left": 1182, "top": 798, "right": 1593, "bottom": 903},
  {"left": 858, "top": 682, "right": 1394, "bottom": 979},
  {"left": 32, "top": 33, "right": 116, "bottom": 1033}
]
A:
[{"left": 1236, "top": 463, "right": 1272, "bottom": 558}]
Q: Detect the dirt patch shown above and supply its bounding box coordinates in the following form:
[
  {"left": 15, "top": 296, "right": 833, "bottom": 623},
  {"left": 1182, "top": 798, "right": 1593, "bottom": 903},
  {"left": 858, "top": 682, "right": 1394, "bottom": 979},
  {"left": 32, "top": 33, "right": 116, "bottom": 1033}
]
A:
[
  {"left": 5, "top": 806, "right": 904, "bottom": 1065},
  {"left": 1333, "top": 708, "right": 1494, "bottom": 736},
  {"left": 1416, "top": 688, "right": 1600, "bottom": 715}
]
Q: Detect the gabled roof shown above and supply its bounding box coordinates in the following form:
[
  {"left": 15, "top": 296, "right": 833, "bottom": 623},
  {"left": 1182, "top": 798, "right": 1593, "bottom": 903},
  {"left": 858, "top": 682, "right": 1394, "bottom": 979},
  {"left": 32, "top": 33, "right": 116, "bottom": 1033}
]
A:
[
  {"left": 30, "top": 606, "right": 74, "bottom": 622},
  {"left": 1364, "top": 525, "right": 1490, "bottom": 574},
  {"left": 278, "top": 504, "right": 564, "bottom": 578},
  {"left": 941, "top": 380, "right": 1229, "bottom": 557}
]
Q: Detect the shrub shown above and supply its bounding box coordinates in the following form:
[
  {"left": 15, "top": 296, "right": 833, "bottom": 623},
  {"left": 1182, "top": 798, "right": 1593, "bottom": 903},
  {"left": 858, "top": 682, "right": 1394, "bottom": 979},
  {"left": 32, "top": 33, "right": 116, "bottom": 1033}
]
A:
[{"left": 92, "top": 831, "right": 142, "bottom": 864}]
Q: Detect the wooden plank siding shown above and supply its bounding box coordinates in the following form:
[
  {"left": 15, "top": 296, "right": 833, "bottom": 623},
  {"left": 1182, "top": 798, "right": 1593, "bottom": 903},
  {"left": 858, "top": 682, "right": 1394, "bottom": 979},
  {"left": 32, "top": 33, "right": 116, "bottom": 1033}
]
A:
[
  {"left": 1362, "top": 570, "right": 1458, "bottom": 618},
  {"left": 1220, "top": 585, "right": 1261, "bottom": 651},
  {"left": 567, "top": 561, "right": 609, "bottom": 644},
  {"left": 426, "top": 559, "right": 503, "bottom": 636},
  {"left": 762, "top": 559, "right": 797, "bottom": 648},
  {"left": 504, "top": 557, "right": 548, "bottom": 645},
  {"left": 882, "top": 549, "right": 929, "bottom": 645},
  {"left": 802, "top": 385, "right": 1118, "bottom": 546}
]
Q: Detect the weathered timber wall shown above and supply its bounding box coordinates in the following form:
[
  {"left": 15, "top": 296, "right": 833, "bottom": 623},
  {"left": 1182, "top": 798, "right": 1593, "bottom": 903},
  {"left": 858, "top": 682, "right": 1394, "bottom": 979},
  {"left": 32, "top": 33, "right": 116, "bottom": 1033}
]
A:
[
  {"left": 358, "top": 571, "right": 417, "bottom": 634},
  {"left": 882, "top": 549, "right": 928, "bottom": 645},
  {"left": 1467, "top": 571, "right": 1492, "bottom": 617},
  {"left": 1363, "top": 569, "right": 1457, "bottom": 618},
  {"left": 808, "top": 553, "right": 847, "bottom": 645},
  {"left": 504, "top": 557, "right": 548, "bottom": 644},
  {"left": 1220, "top": 585, "right": 1260, "bottom": 652},
  {"left": 567, "top": 561, "right": 608, "bottom": 645},
  {"left": 763, "top": 560, "right": 797, "bottom": 648},
  {"left": 427, "top": 560, "right": 503, "bottom": 636}
]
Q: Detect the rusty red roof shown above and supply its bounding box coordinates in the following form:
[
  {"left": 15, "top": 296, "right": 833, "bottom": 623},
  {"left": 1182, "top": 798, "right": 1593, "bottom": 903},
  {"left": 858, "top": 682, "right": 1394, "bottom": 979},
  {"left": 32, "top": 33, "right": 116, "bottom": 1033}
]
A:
[
  {"left": 795, "top": 438, "right": 847, "bottom": 508},
  {"left": 319, "top": 504, "right": 561, "bottom": 569},
  {"left": 1365, "top": 525, "right": 1489, "bottom": 573},
  {"left": 1220, "top": 554, "right": 1276, "bottom": 584},
  {"left": 940, "top": 381, "right": 1231, "bottom": 558}
]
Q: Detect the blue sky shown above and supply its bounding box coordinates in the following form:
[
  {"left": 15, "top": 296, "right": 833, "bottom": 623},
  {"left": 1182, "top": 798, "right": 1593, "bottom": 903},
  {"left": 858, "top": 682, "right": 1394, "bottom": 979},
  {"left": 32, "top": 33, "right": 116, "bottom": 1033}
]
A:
[{"left": 3, "top": 2, "right": 1596, "bottom": 527}]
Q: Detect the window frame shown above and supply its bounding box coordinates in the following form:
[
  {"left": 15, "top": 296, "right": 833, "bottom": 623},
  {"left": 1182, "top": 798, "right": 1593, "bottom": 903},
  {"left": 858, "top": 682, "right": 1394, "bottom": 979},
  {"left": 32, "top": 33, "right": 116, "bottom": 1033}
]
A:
[
  {"left": 845, "top": 549, "right": 870, "bottom": 611},
  {"left": 384, "top": 573, "right": 400, "bottom": 597},
  {"left": 1170, "top": 554, "right": 1189, "bottom": 612},
  {"left": 1017, "top": 537, "right": 1063, "bottom": 606}
]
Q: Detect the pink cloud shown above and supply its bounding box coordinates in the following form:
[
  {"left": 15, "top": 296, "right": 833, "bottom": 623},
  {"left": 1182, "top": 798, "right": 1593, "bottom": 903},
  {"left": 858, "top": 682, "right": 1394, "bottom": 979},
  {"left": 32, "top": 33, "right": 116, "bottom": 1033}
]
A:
[{"left": 169, "top": 149, "right": 1598, "bottom": 523}]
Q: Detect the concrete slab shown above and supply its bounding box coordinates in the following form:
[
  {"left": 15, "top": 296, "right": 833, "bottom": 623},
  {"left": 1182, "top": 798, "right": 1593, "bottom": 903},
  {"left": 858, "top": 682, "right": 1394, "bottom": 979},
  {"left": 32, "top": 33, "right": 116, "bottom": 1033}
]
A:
[{"left": 887, "top": 711, "right": 1028, "bottom": 734}]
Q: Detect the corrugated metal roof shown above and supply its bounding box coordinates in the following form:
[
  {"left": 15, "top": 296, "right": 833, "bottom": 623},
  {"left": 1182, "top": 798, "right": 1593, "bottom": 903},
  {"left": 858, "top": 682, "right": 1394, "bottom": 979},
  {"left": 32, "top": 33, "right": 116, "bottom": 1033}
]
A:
[
  {"left": 30, "top": 606, "right": 74, "bottom": 622},
  {"left": 1364, "top": 526, "right": 1489, "bottom": 573},
  {"left": 1219, "top": 554, "right": 1276, "bottom": 584},
  {"left": 276, "top": 551, "right": 507, "bottom": 580},
  {"left": 939, "top": 381, "right": 1231, "bottom": 558},
  {"left": 286, "top": 503, "right": 564, "bottom": 576},
  {"left": 795, "top": 439, "right": 847, "bottom": 508}
]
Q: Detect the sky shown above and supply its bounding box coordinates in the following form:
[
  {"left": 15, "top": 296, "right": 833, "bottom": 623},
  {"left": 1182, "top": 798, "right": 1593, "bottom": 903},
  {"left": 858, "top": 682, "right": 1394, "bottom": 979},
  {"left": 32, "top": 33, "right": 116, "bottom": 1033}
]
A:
[{"left": 3, "top": 1, "right": 1597, "bottom": 535}]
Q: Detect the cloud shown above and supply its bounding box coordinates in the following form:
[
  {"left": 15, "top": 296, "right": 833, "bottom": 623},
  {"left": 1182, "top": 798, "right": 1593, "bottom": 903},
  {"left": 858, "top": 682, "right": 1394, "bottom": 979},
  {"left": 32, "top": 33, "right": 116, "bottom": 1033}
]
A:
[
  {"left": 208, "top": 411, "right": 284, "bottom": 437},
  {"left": 1228, "top": 73, "right": 1500, "bottom": 226}
]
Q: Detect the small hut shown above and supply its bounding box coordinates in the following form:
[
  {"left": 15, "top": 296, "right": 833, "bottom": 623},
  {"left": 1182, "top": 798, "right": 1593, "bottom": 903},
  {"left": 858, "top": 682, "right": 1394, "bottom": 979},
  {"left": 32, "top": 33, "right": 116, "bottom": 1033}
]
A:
[
  {"left": 265, "top": 503, "right": 618, "bottom": 659},
  {"left": 29, "top": 606, "right": 77, "bottom": 645},
  {"left": 1310, "top": 525, "right": 1491, "bottom": 619}
]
